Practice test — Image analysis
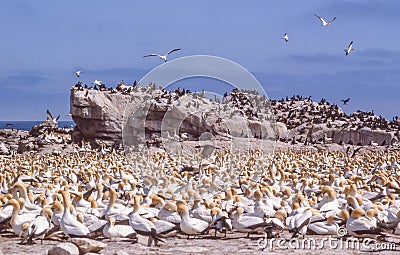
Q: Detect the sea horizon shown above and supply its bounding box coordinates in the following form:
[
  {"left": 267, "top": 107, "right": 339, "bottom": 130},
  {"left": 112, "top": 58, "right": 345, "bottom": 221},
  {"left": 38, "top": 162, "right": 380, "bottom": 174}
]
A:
[{"left": 0, "top": 120, "right": 75, "bottom": 131}]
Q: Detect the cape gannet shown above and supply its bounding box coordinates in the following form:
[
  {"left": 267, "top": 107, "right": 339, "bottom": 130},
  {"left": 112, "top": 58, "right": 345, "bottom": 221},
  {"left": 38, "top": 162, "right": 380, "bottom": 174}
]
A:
[
  {"left": 143, "top": 48, "right": 181, "bottom": 63},
  {"left": 314, "top": 14, "right": 336, "bottom": 27},
  {"left": 344, "top": 41, "right": 355, "bottom": 56}
]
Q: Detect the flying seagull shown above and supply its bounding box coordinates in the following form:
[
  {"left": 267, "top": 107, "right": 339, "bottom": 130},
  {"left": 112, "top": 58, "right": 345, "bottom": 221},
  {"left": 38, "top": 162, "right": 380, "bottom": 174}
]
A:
[
  {"left": 92, "top": 79, "right": 102, "bottom": 86},
  {"left": 341, "top": 98, "right": 350, "bottom": 105},
  {"left": 344, "top": 41, "right": 355, "bottom": 56},
  {"left": 47, "top": 110, "right": 60, "bottom": 127},
  {"left": 143, "top": 48, "right": 181, "bottom": 62},
  {"left": 75, "top": 70, "right": 83, "bottom": 77},
  {"left": 282, "top": 33, "right": 289, "bottom": 42},
  {"left": 314, "top": 14, "right": 336, "bottom": 27}
]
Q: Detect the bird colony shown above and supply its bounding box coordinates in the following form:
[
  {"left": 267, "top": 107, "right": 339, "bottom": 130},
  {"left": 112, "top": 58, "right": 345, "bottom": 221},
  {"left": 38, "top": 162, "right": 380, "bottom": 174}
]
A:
[
  {"left": 1, "top": 142, "right": 400, "bottom": 250},
  {"left": 1, "top": 12, "right": 399, "bottom": 254}
]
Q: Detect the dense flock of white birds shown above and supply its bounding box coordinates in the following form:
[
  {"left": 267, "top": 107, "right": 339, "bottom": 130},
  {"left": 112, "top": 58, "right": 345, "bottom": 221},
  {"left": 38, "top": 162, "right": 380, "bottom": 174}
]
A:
[{"left": 1, "top": 147, "right": 400, "bottom": 247}]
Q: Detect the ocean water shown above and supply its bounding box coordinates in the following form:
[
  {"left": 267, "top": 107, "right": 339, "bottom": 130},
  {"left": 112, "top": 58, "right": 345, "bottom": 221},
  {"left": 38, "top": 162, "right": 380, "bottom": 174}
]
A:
[{"left": 0, "top": 121, "right": 75, "bottom": 131}]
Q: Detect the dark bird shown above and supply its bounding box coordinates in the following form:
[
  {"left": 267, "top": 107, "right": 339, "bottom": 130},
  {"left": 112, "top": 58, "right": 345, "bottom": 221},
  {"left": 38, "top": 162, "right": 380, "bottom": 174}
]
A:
[
  {"left": 341, "top": 98, "right": 350, "bottom": 105},
  {"left": 4, "top": 123, "right": 15, "bottom": 132},
  {"left": 143, "top": 48, "right": 181, "bottom": 62}
]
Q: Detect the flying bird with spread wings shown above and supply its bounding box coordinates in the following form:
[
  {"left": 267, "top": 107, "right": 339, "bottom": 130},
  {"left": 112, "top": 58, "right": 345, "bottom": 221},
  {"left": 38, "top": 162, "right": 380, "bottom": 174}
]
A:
[
  {"left": 341, "top": 98, "right": 350, "bottom": 105},
  {"left": 344, "top": 41, "right": 355, "bottom": 56},
  {"left": 282, "top": 33, "right": 289, "bottom": 42},
  {"left": 92, "top": 79, "right": 102, "bottom": 86},
  {"left": 47, "top": 110, "right": 60, "bottom": 127},
  {"left": 75, "top": 70, "right": 83, "bottom": 77},
  {"left": 314, "top": 14, "right": 336, "bottom": 27},
  {"left": 143, "top": 48, "right": 181, "bottom": 62}
]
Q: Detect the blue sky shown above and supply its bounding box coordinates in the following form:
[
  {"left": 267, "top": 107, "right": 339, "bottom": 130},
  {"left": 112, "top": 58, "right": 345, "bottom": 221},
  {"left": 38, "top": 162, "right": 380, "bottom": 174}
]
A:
[{"left": 0, "top": 0, "right": 398, "bottom": 120}]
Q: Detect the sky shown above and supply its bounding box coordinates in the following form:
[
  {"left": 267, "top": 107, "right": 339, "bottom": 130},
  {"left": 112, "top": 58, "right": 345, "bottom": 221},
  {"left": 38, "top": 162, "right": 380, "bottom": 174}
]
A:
[{"left": 0, "top": 0, "right": 399, "bottom": 121}]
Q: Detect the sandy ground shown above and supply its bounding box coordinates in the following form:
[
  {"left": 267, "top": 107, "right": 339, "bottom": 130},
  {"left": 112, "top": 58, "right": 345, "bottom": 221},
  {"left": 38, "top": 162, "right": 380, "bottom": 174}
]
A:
[{"left": 1, "top": 230, "right": 399, "bottom": 255}]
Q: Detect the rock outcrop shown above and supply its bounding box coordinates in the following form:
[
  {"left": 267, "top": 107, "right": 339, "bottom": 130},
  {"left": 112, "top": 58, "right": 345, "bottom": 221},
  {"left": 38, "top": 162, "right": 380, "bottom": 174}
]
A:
[
  {"left": 70, "top": 86, "right": 276, "bottom": 148},
  {"left": 70, "top": 88, "right": 130, "bottom": 146},
  {"left": 70, "top": 85, "right": 400, "bottom": 147},
  {"left": 0, "top": 124, "right": 73, "bottom": 155},
  {"left": 272, "top": 95, "right": 399, "bottom": 146}
]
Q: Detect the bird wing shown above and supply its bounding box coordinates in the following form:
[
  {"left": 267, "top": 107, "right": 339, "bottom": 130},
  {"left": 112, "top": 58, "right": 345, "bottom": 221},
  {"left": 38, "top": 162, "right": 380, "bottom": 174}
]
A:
[
  {"left": 27, "top": 216, "right": 50, "bottom": 237},
  {"left": 167, "top": 48, "right": 181, "bottom": 55},
  {"left": 314, "top": 14, "right": 325, "bottom": 23},
  {"left": 64, "top": 224, "right": 90, "bottom": 236},
  {"left": 320, "top": 200, "right": 339, "bottom": 212},
  {"left": 348, "top": 41, "right": 353, "bottom": 47},
  {"left": 143, "top": 54, "right": 160, "bottom": 58},
  {"left": 329, "top": 17, "right": 336, "bottom": 23},
  {"left": 350, "top": 147, "right": 362, "bottom": 158},
  {"left": 294, "top": 209, "right": 313, "bottom": 228},
  {"left": 129, "top": 213, "right": 155, "bottom": 232},
  {"left": 47, "top": 110, "right": 53, "bottom": 121},
  {"left": 115, "top": 224, "right": 137, "bottom": 237},
  {"left": 55, "top": 115, "right": 60, "bottom": 121},
  {"left": 240, "top": 216, "right": 264, "bottom": 228},
  {"left": 347, "top": 218, "right": 373, "bottom": 232}
]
